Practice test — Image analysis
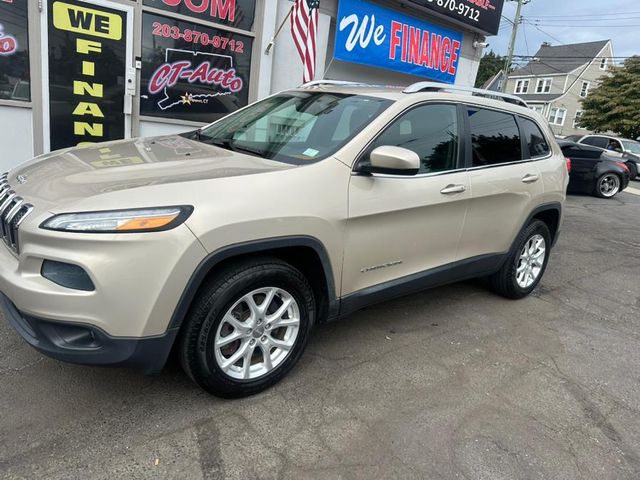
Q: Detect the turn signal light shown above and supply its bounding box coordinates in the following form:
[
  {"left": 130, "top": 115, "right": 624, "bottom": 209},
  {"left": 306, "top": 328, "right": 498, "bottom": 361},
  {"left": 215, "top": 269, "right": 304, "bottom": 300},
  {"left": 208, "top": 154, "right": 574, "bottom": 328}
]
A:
[{"left": 116, "top": 214, "right": 180, "bottom": 231}]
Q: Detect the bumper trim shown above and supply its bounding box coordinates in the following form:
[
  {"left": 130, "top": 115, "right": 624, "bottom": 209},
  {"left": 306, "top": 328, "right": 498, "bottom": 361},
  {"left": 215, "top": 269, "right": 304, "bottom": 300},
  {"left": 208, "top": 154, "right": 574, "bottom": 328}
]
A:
[{"left": 0, "top": 292, "right": 178, "bottom": 374}]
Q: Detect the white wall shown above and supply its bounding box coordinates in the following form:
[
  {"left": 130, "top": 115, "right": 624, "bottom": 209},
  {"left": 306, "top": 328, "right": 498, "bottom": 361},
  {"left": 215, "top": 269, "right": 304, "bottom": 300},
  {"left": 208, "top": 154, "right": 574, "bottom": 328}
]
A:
[
  {"left": 139, "top": 120, "right": 192, "bottom": 138},
  {"left": 270, "top": 0, "right": 332, "bottom": 93},
  {"left": 0, "top": 105, "right": 34, "bottom": 171}
]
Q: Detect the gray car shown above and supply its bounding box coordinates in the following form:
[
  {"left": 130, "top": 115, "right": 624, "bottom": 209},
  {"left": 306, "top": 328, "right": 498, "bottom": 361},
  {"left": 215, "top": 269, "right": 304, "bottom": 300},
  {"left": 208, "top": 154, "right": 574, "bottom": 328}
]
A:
[{"left": 577, "top": 135, "right": 640, "bottom": 180}]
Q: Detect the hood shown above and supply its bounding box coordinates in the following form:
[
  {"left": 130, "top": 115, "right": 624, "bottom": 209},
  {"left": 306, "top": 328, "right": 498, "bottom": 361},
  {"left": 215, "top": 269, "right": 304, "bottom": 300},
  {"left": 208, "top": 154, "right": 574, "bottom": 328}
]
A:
[{"left": 8, "top": 135, "right": 294, "bottom": 207}]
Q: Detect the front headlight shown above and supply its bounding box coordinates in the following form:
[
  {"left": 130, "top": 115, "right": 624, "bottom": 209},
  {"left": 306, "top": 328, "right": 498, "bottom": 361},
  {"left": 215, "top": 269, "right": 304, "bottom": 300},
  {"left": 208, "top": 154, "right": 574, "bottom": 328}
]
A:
[{"left": 41, "top": 206, "right": 193, "bottom": 233}]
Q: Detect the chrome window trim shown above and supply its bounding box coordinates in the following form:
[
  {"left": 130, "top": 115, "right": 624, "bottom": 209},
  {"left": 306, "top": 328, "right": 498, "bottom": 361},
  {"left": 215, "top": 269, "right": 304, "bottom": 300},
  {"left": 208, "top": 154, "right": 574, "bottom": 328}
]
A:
[{"left": 355, "top": 153, "right": 554, "bottom": 179}]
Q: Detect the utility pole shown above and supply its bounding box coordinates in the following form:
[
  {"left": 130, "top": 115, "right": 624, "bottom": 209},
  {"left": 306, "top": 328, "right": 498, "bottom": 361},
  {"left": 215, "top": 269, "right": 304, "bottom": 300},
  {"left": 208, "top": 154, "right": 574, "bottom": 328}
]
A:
[{"left": 502, "top": 0, "right": 527, "bottom": 92}]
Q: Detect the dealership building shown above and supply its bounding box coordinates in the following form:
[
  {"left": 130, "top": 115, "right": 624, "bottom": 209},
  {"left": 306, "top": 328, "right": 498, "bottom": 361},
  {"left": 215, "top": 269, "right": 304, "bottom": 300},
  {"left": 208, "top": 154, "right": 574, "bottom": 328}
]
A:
[{"left": 0, "top": 0, "right": 504, "bottom": 168}]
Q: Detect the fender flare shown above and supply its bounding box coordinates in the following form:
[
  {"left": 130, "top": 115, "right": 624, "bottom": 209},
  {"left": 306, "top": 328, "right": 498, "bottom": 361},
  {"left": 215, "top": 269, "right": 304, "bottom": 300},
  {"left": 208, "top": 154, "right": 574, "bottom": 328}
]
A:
[
  {"left": 510, "top": 202, "right": 563, "bottom": 254},
  {"left": 168, "top": 235, "right": 339, "bottom": 330}
]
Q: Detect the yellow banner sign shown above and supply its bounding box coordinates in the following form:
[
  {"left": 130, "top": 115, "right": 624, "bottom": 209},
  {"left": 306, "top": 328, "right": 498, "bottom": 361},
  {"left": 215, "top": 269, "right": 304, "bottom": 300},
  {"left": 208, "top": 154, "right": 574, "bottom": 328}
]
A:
[{"left": 52, "top": 1, "right": 122, "bottom": 40}]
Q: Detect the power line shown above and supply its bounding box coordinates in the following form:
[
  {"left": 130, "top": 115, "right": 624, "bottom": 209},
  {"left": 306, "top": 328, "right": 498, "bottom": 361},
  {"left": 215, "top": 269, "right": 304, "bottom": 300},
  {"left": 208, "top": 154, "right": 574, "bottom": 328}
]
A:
[
  {"left": 526, "top": 12, "right": 640, "bottom": 18},
  {"left": 530, "top": 23, "right": 640, "bottom": 27}
]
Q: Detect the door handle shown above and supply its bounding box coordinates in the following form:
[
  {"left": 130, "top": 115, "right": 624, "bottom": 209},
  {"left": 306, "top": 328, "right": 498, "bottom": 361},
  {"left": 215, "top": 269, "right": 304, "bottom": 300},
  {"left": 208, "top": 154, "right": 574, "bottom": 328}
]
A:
[
  {"left": 440, "top": 184, "right": 466, "bottom": 194},
  {"left": 522, "top": 174, "right": 540, "bottom": 184}
]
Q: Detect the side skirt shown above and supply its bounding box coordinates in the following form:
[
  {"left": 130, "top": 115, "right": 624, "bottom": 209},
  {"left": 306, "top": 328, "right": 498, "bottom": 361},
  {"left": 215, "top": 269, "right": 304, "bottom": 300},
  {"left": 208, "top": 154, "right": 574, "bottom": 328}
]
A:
[{"left": 338, "top": 253, "right": 507, "bottom": 318}]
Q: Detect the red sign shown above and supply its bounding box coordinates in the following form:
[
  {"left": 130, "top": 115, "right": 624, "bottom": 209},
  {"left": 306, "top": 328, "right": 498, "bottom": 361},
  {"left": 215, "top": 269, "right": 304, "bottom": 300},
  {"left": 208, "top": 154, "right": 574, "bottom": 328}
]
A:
[{"left": 143, "top": 0, "right": 255, "bottom": 31}]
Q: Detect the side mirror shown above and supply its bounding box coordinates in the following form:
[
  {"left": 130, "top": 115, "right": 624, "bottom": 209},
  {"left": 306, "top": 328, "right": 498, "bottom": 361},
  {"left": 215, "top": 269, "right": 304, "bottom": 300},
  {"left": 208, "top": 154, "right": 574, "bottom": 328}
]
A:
[{"left": 359, "top": 146, "right": 420, "bottom": 175}]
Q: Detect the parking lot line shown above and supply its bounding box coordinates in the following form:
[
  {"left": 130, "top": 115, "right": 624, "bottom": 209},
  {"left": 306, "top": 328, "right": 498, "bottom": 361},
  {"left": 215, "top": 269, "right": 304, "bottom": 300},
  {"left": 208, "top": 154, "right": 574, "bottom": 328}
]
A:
[{"left": 625, "top": 186, "right": 640, "bottom": 196}]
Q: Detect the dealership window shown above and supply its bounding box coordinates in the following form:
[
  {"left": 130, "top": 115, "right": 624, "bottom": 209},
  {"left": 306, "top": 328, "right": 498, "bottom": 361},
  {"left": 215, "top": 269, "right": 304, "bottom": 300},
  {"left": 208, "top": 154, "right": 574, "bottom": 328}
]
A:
[
  {"left": 600, "top": 58, "right": 608, "bottom": 70},
  {"left": 536, "top": 78, "right": 552, "bottom": 94},
  {"left": 580, "top": 81, "right": 590, "bottom": 98},
  {"left": 514, "top": 79, "right": 529, "bottom": 94},
  {"left": 520, "top": 117, "right": 550, "bottom": 158},
  {"left": 366, "top": 104, "right": 459, "bottom": 174},
  {"left": 574, "top": 111, "right": 584, "bottom": 129},
  {"left": 548, "top": 107, "right": 566, "bottom": 126},
  {"left": 0, "top": 0, "right": 30, "bottom": 101},
  {"left": 140, "top": 1, "right": 255, "bottom": 123},
  {"left": 468, "top": 108, "right": 522, "bottom": 166}
]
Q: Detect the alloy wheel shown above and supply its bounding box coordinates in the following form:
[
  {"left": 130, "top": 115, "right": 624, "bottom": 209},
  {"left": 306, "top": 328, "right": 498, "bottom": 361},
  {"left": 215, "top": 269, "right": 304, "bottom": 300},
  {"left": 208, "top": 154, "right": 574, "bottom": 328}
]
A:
[
  {"left": 516, "top": 234, "right": 546, "bottom": 289},
  {"left": 214, "top": 287, "right": 300, "bottom": 380}
]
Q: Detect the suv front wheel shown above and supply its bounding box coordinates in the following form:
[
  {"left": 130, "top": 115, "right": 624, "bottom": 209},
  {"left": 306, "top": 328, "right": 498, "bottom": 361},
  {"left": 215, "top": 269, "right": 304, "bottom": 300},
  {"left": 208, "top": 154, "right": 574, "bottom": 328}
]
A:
[
  {"left": 489, "top": 220, "right": 551, "bottom": 299},
  {"left": 179, "top": 258, "right": 315, "bottom": 398}
]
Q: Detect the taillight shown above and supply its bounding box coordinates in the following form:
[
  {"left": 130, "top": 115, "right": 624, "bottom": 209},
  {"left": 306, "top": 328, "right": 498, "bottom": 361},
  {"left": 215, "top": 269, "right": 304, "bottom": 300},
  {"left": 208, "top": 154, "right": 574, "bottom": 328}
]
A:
[
  {"left": 565, "top": 158, "right": 572, "bottom": 173},
  {"left": 615, "top": 161, "right": 630, "bottom": 172}
]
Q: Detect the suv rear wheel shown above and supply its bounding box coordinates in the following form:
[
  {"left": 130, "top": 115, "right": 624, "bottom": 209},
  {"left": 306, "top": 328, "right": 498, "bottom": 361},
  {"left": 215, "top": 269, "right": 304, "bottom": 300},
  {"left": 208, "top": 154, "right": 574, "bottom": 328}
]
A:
[
  {"left": 489, "top": 220, "right": 551, "bottom": 299},
  {"left": 179, "top": 258, "right": 315, "bottom": 398}
]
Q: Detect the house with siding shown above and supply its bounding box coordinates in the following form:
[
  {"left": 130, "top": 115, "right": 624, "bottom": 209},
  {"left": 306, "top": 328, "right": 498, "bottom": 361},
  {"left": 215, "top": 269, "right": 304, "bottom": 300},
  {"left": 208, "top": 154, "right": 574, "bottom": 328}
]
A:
[{"left": 504, "top": 40, "right": 614, "bottom": 137}]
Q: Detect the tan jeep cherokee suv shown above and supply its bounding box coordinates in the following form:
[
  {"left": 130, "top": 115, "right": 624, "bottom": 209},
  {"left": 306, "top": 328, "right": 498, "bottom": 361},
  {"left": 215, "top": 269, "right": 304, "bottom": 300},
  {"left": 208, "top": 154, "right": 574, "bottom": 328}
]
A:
[{"left": 0, "top": 81, "right": 568, "bottom": 397}]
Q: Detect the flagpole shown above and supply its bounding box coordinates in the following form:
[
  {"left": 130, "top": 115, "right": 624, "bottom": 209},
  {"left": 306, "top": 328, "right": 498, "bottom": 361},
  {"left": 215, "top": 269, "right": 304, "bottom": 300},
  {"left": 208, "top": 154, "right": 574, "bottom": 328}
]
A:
[{"left": 265, "top": 6, "right": 294, "bottom": 55}]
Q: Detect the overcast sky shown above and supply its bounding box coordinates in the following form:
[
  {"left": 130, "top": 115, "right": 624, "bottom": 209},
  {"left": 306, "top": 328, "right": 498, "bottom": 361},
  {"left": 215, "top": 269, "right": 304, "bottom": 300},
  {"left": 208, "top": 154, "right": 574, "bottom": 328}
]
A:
[{"left": 488, "top": 0, "right": 638, "bottom": 64}]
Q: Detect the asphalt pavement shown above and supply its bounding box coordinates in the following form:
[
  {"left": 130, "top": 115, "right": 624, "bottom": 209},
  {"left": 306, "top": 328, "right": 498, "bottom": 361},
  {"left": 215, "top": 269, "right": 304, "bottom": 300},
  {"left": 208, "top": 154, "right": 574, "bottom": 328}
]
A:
[{"left": 1, "top": 188, "right": 640, "bottom": 479}]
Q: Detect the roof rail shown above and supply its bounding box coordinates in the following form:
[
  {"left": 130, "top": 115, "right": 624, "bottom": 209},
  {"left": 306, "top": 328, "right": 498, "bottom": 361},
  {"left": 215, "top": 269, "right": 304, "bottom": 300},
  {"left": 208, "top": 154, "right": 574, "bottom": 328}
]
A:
[
  {"left": 301, "top": 80, "right": 367, "bottom": 88},
  {"left": 403, "top": 82, "right": 529, "bottom": 108}
]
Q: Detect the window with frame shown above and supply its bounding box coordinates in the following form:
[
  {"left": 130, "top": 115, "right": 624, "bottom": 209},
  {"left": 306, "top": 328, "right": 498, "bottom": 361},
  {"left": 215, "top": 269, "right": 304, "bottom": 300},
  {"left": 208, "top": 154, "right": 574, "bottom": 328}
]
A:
[
  {"left": 600, "top": 58, "right": 608, "bottom": 70},
  {"left": 363, "top": 104, "right": 459, "bottom": 174},
  {"left": 573, "top": 111, "right": 584, "bottom": 129},
  {"left": 536, "top": 78, "right": 552, "bottom": 94},
  {"left": 514, "top": 79, "right": 529, "bottom": 94},
  {"left": 580, "top": 82, "right": 590, "bottom": 98},
  {"left": 581, "top": 136, "right": 608, "bottom": 148},
  {"left": 0, "top": 0, "right": 30, "bottom": 101},
  {"left": 529, "top": 105, "right": 545, "bottom": 115},
  {"left": 468, "top": 108, "right": 522, "bottom": 167},
  {"left": 548, "top": 107, "right": 566, "bottom": 126},
  {"left": 520, "top": 118, "right": 550, "bottom": 158}
]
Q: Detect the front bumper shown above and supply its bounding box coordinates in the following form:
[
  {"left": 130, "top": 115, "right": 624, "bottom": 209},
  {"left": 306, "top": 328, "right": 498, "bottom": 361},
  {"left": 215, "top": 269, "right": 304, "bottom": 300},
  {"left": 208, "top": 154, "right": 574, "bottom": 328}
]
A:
[{"left": 0, "top": 292, "right": 178, "bottom": 374}]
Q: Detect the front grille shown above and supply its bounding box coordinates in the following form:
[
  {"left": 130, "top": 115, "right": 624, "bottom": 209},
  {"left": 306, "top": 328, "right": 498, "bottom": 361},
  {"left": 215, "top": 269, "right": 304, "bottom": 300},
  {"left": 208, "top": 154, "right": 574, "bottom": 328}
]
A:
[{"left": 0, "top": 172, "right": 33, "bottom": 254}]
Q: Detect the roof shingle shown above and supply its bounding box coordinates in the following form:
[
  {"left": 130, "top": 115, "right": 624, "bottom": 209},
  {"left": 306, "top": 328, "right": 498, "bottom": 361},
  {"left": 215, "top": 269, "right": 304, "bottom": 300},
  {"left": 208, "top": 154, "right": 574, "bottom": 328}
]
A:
[{"left": 511, "top": 40, "right": 610, "bottom": 77}]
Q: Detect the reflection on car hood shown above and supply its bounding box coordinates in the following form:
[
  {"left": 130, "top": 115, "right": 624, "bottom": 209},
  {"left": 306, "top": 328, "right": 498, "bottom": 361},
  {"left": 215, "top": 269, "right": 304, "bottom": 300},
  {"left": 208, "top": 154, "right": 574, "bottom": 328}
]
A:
[{"left": 8, "top": 135, "right": 293, "bottom": 205}]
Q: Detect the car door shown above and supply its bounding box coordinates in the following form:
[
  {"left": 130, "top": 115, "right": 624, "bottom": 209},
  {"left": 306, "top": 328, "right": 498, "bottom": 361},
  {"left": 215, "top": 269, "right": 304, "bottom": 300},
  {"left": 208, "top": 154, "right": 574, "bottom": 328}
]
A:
[
  {"left": 562, "top": 143, "right": 602, "bottom": 188},
  {"left": 342, "top": 103, "right": 471, "bottom": 297},
  {"left": 457, "top": 108, "right": 545, "bottom": 260}
]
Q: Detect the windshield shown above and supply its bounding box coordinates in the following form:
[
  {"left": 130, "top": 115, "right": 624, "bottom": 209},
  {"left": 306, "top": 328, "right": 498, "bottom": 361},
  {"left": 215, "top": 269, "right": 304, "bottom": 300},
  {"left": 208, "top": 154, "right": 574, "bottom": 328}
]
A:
[
  {"left": 196, "top": 92, "right": 392, "bottom": 164},
  {"left": 621, "top": 140, "right": 640, "bottom": 154}
]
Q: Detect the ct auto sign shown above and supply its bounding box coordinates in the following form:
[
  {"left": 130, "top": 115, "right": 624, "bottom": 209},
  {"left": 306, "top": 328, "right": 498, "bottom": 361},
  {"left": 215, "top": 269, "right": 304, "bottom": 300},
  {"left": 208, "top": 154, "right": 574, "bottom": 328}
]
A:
[{"left": 334, "top": 0, "right": 463, "bottom": 84}]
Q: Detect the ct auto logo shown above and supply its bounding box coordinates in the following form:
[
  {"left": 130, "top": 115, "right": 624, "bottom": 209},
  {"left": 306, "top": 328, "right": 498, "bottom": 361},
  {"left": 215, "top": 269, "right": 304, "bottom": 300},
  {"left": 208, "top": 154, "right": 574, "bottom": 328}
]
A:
[
  {"left": 16, "top": 175, "right": 27, "bottom": 184},
  {"left": 148, "top": 48, "right": 243, "bottom": 111}
]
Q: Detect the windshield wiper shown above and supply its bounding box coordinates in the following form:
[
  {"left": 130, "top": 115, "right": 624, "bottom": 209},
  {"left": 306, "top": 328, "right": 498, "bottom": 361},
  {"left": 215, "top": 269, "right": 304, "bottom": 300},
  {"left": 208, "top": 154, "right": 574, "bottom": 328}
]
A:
[
  {"left": 232, "top": 144, "right": 268, "bottom": 157},
  {"left": 208, "top": 138, "right": 266, "bottom": 158}
]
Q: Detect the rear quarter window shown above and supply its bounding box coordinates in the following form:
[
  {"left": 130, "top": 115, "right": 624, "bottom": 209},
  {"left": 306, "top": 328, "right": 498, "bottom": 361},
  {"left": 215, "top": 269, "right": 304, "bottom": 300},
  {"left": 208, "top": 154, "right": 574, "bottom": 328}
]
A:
[{"left": 520, "top": 117, "right": 550, "bottom": 158}]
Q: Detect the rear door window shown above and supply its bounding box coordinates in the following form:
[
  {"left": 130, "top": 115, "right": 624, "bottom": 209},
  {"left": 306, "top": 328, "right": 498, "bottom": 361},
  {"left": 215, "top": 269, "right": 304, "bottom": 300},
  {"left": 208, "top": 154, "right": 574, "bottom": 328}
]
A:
[
  {"left": 581, "top": 136, "right": 608, "bottom": 149},
  {"left": 520, "top": 118, "right": 550, "bottom": 158},
  {"left": 467, "top": 108, "right": 522, "bottom": 167}
]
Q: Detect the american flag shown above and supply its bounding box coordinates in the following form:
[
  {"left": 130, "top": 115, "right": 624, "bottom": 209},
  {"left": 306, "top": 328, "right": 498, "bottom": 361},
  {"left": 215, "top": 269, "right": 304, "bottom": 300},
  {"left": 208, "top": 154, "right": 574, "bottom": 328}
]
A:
[{"left": 290, "top": 0, "right": 320, "bottom": 83}]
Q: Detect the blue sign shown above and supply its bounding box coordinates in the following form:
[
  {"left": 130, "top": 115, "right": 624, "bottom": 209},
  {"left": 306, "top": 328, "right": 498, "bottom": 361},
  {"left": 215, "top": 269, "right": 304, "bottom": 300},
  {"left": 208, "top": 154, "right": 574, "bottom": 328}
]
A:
[{"left": 334, "top": 0, "right": 463, "bottom": 84}]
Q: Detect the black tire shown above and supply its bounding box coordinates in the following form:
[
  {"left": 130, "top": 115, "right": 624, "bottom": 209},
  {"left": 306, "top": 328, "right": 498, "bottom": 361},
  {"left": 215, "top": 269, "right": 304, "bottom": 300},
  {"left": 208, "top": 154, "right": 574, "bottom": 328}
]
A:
[
  {"left": 594, "top": 173, "right": 621, "bottom": 199},
  {"left": 489, "top": 220, "right": 551, "bottom": 300},
  {"left": 627, "top": 162, "right": 638, "bottom": 181},
  {"left": 178, "top": 257, "right": 315, "bottom": 398}
]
